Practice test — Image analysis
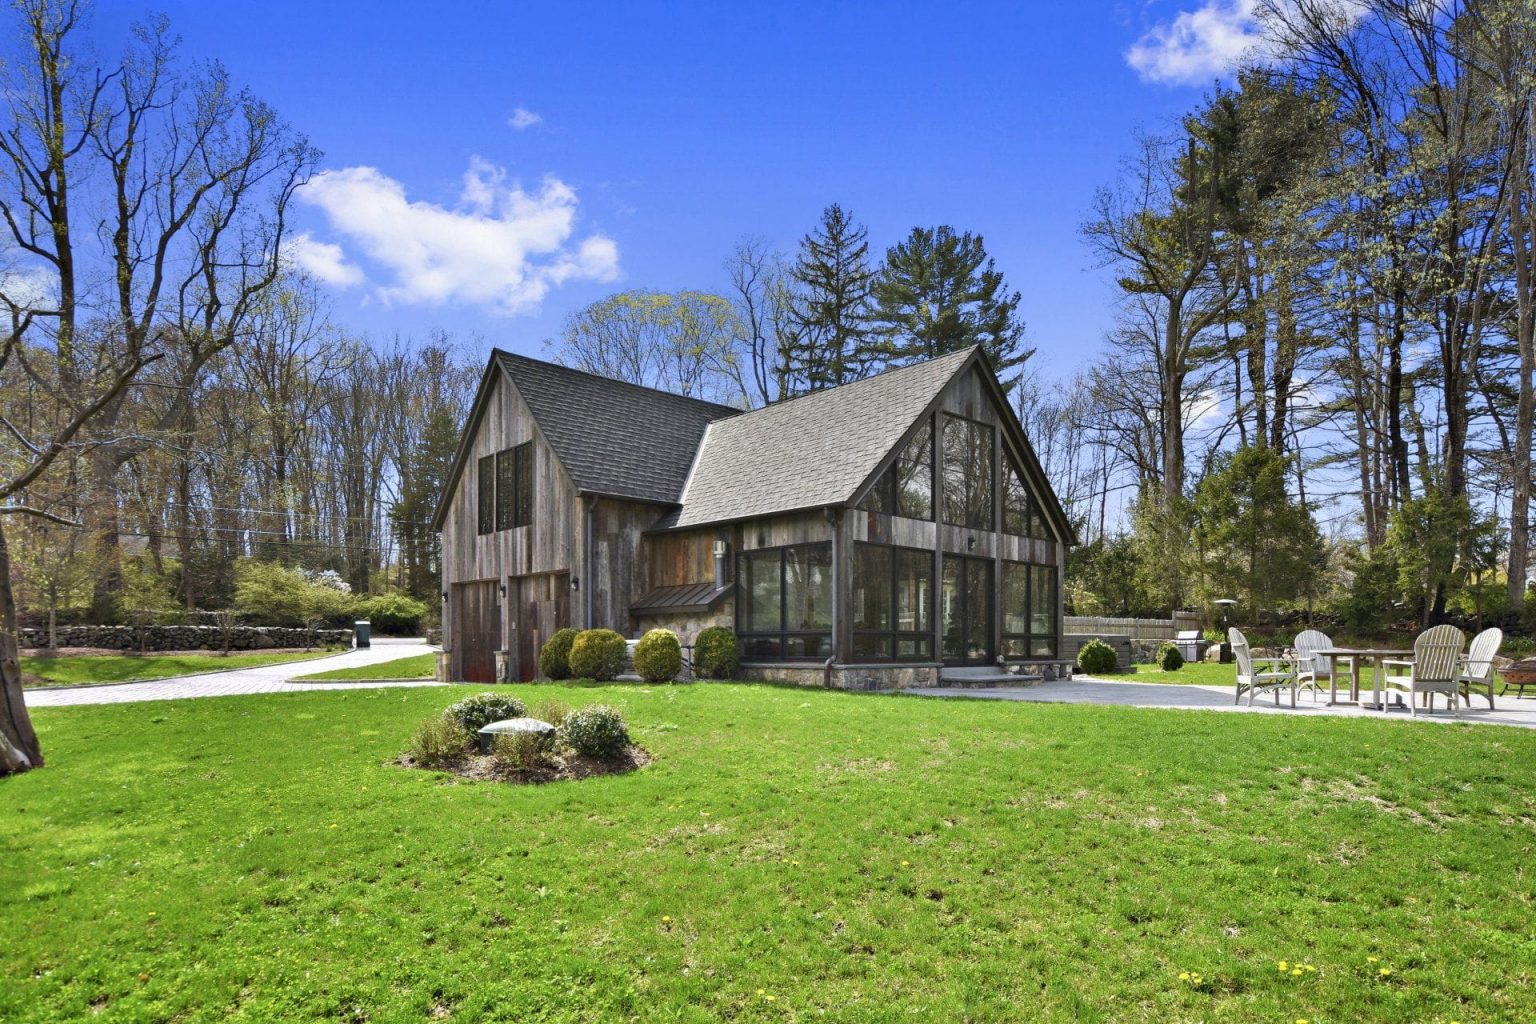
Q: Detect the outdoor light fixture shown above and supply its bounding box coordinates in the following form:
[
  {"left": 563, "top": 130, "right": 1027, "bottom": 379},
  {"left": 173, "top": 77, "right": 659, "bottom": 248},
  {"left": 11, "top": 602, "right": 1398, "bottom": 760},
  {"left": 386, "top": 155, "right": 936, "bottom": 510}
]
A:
[
  {"left": 713, "top": 539, "right": 728, "bottom": 558},
  {"left": 498, "top": 583, "right": 507, "bottom": 598},
  {"left": 967, "top": 536, "right": 977, "bottom": 551},
  {"left": 440, "top": 591, "right": 448, "bottom": 603},
  {"left": 571, "top": 577, "right": 580, "bottom": 592}
]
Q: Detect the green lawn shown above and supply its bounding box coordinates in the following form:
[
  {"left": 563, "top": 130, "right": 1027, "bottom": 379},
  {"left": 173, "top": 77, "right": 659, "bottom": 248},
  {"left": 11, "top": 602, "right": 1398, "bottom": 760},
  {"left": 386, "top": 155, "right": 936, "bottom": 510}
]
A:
[
  {"left": 1095, "top": 661, "right": 1237, "bottom": 686},
  {"left": 18, "top": 650, "right": 341, "bottom": 689},
  {"left": 4, "top": 685, "right": 1535, "bottom": 1022},
  {"left": 291, "top": 652, "right": 438, "bottom": 681}
]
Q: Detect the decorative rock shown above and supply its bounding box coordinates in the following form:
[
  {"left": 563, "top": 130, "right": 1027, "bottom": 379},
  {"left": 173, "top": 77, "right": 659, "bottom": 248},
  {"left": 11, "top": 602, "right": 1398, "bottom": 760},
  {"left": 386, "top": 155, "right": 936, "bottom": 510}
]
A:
[{"left": 477, "top": 718, "right": 556, "bottom": 753}]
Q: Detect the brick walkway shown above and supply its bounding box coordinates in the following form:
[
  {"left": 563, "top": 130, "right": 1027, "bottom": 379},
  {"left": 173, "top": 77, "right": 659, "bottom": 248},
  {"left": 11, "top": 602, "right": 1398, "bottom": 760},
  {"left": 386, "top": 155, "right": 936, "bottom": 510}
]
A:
[
  {"left": 25, "top": 639, "right": 446, "bottom": 707},
  {"left": 907, "top": 677, "right": 1536, "bottom": 729}
]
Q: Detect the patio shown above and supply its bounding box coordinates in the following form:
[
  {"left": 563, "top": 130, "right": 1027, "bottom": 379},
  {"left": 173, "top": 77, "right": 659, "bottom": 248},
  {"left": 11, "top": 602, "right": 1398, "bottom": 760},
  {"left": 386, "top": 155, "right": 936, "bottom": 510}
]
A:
[{"left": 906, "top": 676, "right": 1536, "bottom": 729}]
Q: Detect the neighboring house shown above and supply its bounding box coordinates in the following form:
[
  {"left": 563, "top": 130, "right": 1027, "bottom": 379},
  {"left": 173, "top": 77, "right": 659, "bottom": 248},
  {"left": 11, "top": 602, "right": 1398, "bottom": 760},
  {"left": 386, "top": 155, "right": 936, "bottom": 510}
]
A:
[{"left": 433, "top": 346, "right": 1075, "bottom": 688}]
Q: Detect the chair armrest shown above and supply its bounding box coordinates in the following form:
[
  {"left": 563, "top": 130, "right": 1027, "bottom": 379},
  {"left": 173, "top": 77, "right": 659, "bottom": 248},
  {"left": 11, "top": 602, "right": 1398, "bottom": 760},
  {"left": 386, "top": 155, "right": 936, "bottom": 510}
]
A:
[{"left": 1381, "top": 659, "right": 1414, "bottom": 669}]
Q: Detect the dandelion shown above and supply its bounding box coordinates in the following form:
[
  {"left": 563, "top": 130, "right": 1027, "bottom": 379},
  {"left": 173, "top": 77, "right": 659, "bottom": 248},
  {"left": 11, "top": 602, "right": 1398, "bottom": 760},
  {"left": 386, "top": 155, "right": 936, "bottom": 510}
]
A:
[
  {"left": 1366, "top": 955, "right": 1379, "bottom": 963},
  {"left": 1304, "top": 965, "right": 1317, "bottom": 973},
  {"left": 661, "top": 915, "right": 671, "bottom": 924},
  {"left": 1296, "top": 1019, "right": 1309, "bottom": 1024},
  {"left": 1378, "top": 968, "right": 1392, "bottom": 978},
  {"left": 1291, "top": 968, "right": 1303, "bottom": 977},
  {"left": 757, "top": 989, "right": 766, "bottom": 996},
  {"left": 901, "top": 860, "right": 910, "bottom": 867},
  {"left": 1278, "top": 961, "right": 1289, "bottom": 971},
  {"left": 765, "top": 994, "right": 777, "bottom": 1002},
  {"left": 1178, "top": 972, "right": 1190, "bottom": 981}
]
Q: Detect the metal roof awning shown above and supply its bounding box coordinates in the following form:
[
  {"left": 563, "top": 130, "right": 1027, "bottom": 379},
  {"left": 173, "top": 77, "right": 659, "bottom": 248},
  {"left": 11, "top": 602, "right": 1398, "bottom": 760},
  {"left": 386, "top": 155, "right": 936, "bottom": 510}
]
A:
[{"left": 629, "top": 582, "right": 731, "bottom": 615}]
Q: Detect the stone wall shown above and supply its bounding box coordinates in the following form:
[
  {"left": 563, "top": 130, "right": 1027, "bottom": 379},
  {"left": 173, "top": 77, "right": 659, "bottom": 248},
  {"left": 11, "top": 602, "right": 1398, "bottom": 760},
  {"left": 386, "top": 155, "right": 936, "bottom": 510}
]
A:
[
  {"left": 19, "top": 624, "right": 353, "bottom": 652},
  {"left": 737, "top": 662, "right": 941, "bottom": 691}
]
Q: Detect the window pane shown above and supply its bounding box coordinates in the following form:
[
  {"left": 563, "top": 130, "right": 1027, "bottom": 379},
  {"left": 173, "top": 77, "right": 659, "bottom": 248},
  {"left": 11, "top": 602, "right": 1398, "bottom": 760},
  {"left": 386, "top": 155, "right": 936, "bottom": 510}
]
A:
[
  {"left": 1031, "top": 638, "right": 1057, "bottom": 658},
  {"left": 853, "top": 634, "right": 891, "bottom": 660},
  {"left": 741, "top": 550, "right": 782, "bottom": 633},
  {"left": 895, "top": 549, "right": 931, "bottom": 632},
  {"left": 476, "top": 455, "right": 494, "bottom": 534},
  {"left": 1003, "top": 636, "right": 1029, "bottom": 657},
  {"left": 942, "top": 415, "right": 994, "bottom": 529},
  {"left": 743, "top": 636, "right": 781, "bottom": 659},
  {"left": 514, "top": 442, "right": 533, "bottom": 527},
  {"left": 859, "top": 466, "right": 893, "bottom": 514},
  {"left": 784, "top": 633, "right": 833, "bottom": 659},
  {"left": 896, "top": 420, "right": 933, "bottom": 519},
  {"left": 1003, "top": 461, "right": 1030, "bottom": 537},
  {"left": 853, "top": 544, "right": 891, "bottom": 631},
  {"left": 1030, "top": 566, "right": 1056, "bottom": 636},
  {"left": 895, "top": 636, "right": 931, "bottom": 659},
  {"left": 495, "top": 449, "right": 515, "bottom": 530},
  {"left": 1002, "top": 563, "right": 1029, "bottom": 635},
  {"left": 785, "top": 544, "right": 832, "bottom": 630}
]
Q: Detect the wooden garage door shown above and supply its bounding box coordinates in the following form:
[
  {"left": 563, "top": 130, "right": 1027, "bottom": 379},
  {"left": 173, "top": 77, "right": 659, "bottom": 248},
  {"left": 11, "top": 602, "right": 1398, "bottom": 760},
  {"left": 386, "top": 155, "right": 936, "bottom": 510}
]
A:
[
  {"left": 452, "top": 581, "right": 500, "bottom": 683},
  {"left": 514, "top": 572, "right": 570, "bottom": 681}
]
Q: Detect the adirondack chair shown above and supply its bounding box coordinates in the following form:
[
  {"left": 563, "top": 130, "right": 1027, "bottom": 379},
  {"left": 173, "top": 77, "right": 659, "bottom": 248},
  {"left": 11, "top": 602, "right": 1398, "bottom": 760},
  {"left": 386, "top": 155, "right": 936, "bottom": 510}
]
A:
[
  {"left": 1293, "top": 629, "right": 1335, "bottom": 702},
  {"left": 1381, "top": 625, "right": 1466, "bottom": 717},
  {"left": 1457, "top": 627, "right": 1503, "bottom": 710},
  {"left": 1231, "top": 627, "right": 1297, "bottom": 707}
]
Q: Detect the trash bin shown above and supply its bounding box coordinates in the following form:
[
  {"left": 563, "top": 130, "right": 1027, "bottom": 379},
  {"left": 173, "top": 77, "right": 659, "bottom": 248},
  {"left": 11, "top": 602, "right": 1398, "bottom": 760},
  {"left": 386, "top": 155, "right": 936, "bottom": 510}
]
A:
[{"left": 353, "top": 620, "right": 371, "bottom": 649}]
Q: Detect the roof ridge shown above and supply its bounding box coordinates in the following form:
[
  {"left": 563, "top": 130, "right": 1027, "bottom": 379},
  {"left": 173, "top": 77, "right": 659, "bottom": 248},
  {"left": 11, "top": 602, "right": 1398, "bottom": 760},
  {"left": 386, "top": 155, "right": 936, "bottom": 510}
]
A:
[
  {"left": 494, "top": 348, "right": 743, "bottom": 416},
  {"left": 721, "top": 345, "right": 978, "bottom": 422}
]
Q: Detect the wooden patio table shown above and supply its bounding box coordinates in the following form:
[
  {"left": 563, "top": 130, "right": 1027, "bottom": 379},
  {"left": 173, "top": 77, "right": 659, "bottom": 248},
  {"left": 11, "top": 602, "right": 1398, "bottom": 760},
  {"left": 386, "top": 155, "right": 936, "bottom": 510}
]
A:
[{"left": 1316, "top": 647, "right": 1413, "bottom": 709}]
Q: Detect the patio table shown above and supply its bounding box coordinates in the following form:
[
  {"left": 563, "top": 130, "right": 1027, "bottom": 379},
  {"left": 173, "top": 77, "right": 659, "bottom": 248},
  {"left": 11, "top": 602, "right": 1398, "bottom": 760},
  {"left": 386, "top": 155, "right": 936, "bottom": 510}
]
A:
[{"left": 1316, "top": 647, "right": 1412, "bottom": 709}]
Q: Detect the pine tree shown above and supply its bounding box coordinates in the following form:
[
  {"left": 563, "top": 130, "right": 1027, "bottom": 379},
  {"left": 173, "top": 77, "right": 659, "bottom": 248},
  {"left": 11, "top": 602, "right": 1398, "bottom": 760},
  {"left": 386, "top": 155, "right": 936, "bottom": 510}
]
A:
[
  {"left": 872, "top": 225, "right": 1032, "bottom": 390},
  {"left": 783, "top": 204, "right": 878, "bottom": 394}
]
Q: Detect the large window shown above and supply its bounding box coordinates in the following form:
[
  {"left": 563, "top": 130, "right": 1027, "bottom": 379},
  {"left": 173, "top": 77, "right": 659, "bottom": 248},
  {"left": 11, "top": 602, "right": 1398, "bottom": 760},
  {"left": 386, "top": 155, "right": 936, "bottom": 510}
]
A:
[
  {"left": 1002, "top": 561, "right": 1058, "bottom": 658},
  {"left": 490, "top": 442, "right": 535, "bottom": 532},
  {"left": 1003, "top": 458, "right": 1049, "bottom": 540},
  {"left": 852, "top": 543, "right": 933, "bottom": 661},
  {"left": 737, "top": 543, "right": 833, "bottom": 660},
  {"left": 476, "top": 455, "right": 494, "bottom": 535},
  {"left": 942, "top": 414, "right": 994, "bottom": 530},
  {"left": 860, "top": 420, "right": 934, "bottom": 520}
]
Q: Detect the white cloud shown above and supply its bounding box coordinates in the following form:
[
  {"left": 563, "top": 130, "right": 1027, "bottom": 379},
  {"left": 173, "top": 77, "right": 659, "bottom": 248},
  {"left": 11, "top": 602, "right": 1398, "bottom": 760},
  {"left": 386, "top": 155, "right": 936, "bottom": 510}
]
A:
[
  {"left": 285, "top": 232, "right": 364, "bottom": 287},
  {"left": 296, "top": 159, "right": 619, "bottom": 316},
  {"left": 1126, "top": 0, "right": 1264, "bottom": 85},
  {"left": 507, "top": 107, "right": 542, "bottom": 130}
]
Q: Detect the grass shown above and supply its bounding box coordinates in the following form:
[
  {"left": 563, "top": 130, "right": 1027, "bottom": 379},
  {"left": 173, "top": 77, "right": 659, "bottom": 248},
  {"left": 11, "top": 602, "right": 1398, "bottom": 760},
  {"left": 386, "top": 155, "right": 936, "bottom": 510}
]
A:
[
  {"left": 290, "top": 652, "right": 438, "bottom": 681},
  {"left": 4, "top": 684, "right": 1536, "bottom": 1022},
  {"left": 18, "top": 649, "right": 341, "bottom": 689}
]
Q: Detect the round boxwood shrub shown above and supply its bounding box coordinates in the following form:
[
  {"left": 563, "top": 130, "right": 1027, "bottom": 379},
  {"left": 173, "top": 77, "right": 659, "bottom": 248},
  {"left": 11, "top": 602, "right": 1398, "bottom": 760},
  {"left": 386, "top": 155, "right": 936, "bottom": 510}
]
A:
[
  {"left": 1076, "top": 638, "right": 1118, "bottom": 675},
  {"left": 442, "top": 692, "right": 526, "bottom": 736},
  {"left": 693, "top": 625, "right": 740, "bottom": 679},
  {"left": 568, "top": 628, "right": 628, "bottom": 681},
  {"left": 538, "top": 627, "right": 579, "bottom": 680},
  {"left": 355, "top": 591, "right": 429, "bottom": 635},
  {"left": 633, "top": 628, "right": 682, "bottom": 682},
  {"left": 558, "top": 704, "right": 630, "bottom": 758},
  {"left": 1156, "top": 641, "right": 1185, "bottom": 671}
]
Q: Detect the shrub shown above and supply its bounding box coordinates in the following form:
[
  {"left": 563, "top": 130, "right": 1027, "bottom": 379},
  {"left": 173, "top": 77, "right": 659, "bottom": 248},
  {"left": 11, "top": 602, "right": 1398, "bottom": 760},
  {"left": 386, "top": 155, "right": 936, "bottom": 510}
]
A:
[
  {"left": 538, "top": 628, "right": 579, "bottom": 680},
  {"left": 558, "top": 704, "right": 630, "bottom": 758},
  {"left": 356, "top": 592, "right": 429, "bottom": 635},
  {"left": 568, "top": 628, "right": 628, "bottom": 681},
  {"left": 633, "top": 628, "right": 682, "bottom": 682},
  {"left": 233, "top": 560, "right": 359, "bottom": 627},
  {"left": 408, "top": 716, "right": 467, "bottom": 768},
  {"left": 1202, "top": 628, "right": 1224, "bottom": 646},
  {"left": 490, "top": 730, "right": 550, "bottom": 773},
  {"left": 1076, "top": 639, "right": 1118, "bottom": 675},
  {"left": 693, "top": 625, "right": 739, "bottom": 679},
  {"left": 1156, "top": 641, "right": 1185, "bottom": 671},
  {"left": 528, "top": 699, "right": 571, "bottom": 728},
  {"left": 441, "top": 692, "right": 526, "bottom": 736}
]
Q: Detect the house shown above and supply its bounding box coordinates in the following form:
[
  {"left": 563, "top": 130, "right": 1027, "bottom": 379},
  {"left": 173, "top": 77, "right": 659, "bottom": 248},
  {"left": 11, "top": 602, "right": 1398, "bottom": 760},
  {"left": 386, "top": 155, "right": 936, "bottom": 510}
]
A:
[{"left": 433, "top": 346, "right": 1076, "bottom": 689}]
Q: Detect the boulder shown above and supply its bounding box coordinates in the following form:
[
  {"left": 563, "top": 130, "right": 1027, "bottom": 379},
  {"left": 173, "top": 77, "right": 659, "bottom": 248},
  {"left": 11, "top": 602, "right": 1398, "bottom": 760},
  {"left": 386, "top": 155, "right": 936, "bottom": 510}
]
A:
[{"left": 477, "top": 718, "right": 556, "bottom": 754}]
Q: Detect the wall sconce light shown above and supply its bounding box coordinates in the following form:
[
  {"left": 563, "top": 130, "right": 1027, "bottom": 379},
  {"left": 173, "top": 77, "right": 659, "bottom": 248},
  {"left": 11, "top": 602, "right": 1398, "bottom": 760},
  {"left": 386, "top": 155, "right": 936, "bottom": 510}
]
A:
[
  {"left": 498, "top": 583, "right": 507, "bottom": 599},
  {"left": 571, "top": 577, "right": 580, "bottom": 592},
  {"left": 967, "top": 536, "right": 977, "bottom": 551},
  {"left": 712, "top": 539, "right": 728, "bottom": 558},
  {"left": 440, "top": 591, "right": 448, "bottom": 603}
]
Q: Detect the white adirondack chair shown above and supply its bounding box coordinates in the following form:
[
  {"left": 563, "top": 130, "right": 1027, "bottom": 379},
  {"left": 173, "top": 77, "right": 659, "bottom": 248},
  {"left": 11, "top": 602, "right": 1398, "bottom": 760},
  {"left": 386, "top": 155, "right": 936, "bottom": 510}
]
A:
[
  {"left": 1381, "top": 625, "right": 1466, "bottom": 717},
  {"left": 1293, "top": 629, "right": 1334, "bottom": 703},
  {"left": 1231, "top": 627, "right": 1297, "bottom": 707},
  {"left": 1457, "top": 627, "right": 1503, "bottom": 710}
]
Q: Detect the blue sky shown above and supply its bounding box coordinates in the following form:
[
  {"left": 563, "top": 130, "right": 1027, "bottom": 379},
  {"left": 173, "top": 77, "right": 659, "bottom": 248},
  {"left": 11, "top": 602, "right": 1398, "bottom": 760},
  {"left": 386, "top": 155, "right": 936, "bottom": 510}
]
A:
[{"left": 84, "top": 0, "right": 1259, "bottom": 383}]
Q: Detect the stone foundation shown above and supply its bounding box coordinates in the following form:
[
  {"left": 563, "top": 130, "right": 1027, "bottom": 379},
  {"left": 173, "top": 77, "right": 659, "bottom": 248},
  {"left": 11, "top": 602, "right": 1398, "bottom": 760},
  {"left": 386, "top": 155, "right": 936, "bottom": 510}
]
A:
[{"left": 737, "top": 662, "right": 942, "bottom": 691}]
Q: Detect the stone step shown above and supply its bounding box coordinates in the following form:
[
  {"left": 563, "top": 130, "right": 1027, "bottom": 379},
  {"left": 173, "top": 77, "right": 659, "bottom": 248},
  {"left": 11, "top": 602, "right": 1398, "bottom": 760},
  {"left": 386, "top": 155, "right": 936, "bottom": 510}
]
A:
[{"left": 938, "top": 669, "right": 1043, "bottom": 688}]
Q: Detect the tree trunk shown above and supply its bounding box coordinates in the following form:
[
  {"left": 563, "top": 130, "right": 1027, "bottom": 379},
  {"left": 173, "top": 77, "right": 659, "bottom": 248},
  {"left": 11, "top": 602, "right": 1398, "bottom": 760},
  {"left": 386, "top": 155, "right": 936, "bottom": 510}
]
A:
[
  {"left": 1509, "top": 178, "right": 1534, "bottom": 608},
  {"left": 0, "top": 519, "right": 44, "bottom": 776}
]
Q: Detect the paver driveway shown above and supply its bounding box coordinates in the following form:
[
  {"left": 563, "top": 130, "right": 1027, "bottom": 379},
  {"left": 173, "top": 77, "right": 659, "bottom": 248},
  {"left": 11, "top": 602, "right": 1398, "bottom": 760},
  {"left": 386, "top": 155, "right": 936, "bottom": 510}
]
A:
[
  {"left": 25, "top": 638, "right": 445, "bottom": 707},
  {"left": 907, "top": 676, "right": 1536, "bottom": 729}
]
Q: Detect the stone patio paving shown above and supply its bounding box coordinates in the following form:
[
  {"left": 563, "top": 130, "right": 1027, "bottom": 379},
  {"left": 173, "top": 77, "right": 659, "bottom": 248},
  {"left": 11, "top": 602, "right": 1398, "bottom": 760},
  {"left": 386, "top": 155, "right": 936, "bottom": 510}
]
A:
[{"left": 905, "top": 676, "right": 1536, "bottom": 729}]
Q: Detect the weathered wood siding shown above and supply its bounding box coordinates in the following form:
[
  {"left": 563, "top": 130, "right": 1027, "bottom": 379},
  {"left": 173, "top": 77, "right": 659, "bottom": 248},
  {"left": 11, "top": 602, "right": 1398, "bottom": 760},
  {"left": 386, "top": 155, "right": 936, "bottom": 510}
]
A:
[
  {"left": 583, "top": 498, "right": 671, "bottom": 635},
  {"left": 648, "top": 529, "right": 718, "bottom": 587},
  {"left": 440, "top": 370, "right": 578, "bottom": 678}
]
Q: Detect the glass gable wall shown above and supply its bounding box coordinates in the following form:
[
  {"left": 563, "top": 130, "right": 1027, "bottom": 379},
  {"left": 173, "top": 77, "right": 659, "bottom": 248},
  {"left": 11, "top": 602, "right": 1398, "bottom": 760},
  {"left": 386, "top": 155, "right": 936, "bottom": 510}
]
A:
[
  {"left": 737, "top": 543, "right": 833, "bottom": 660},
  {"left": 852, "top": 543, "right": 933, "bottom": 660},
  {"left": 942, "top": 415, "right": 994, "bottom": 530}
]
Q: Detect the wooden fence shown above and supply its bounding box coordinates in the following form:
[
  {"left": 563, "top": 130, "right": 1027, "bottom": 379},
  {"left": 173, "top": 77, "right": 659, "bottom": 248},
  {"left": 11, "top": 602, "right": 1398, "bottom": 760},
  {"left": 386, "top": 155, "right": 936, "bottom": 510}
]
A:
[{"left": 1063, "top": 611, "right": 1202, "bottom": 640}]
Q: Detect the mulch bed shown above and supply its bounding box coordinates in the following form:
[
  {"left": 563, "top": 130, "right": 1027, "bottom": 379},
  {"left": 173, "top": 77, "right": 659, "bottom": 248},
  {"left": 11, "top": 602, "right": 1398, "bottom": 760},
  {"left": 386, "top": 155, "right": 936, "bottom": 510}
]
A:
[{"left": 398, "top": 745, "right": 651, "bottom": 785}]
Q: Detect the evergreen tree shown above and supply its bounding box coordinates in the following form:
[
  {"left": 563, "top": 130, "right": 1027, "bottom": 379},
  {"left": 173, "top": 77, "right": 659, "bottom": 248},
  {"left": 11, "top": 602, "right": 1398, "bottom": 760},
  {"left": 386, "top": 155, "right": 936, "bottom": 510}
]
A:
[
  {"left": 391, "top": 405, "right": 461, "bottom": 603},
  {"left": 783, "top": 204, "right": 877, "bottom": 393},
  {"left": 872, "top": 226, "right": 1032, "bottom": 390}
]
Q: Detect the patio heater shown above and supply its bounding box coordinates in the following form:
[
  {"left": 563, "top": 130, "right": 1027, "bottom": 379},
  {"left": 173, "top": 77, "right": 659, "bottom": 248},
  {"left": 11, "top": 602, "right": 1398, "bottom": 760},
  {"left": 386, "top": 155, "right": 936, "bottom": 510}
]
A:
[{"left": 1213, "top": 599, "right": 1237, "bottom": 663}]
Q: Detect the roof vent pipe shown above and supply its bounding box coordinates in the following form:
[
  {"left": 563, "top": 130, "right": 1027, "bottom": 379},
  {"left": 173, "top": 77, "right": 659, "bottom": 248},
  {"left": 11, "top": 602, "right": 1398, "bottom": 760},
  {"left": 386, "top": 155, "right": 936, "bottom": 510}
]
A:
[{"left": 713, "top": 538, "right": 729, "bottom": 590}]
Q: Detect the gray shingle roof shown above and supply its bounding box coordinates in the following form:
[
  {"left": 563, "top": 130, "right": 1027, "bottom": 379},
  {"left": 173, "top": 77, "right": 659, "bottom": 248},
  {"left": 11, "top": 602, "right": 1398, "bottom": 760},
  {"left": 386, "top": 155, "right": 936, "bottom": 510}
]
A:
[
  {"left": 667, "top": 348, "right": 976, "bottom": 529},
  {"left": 496, "top": 352, "right": 741, "bottom": 504}
]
